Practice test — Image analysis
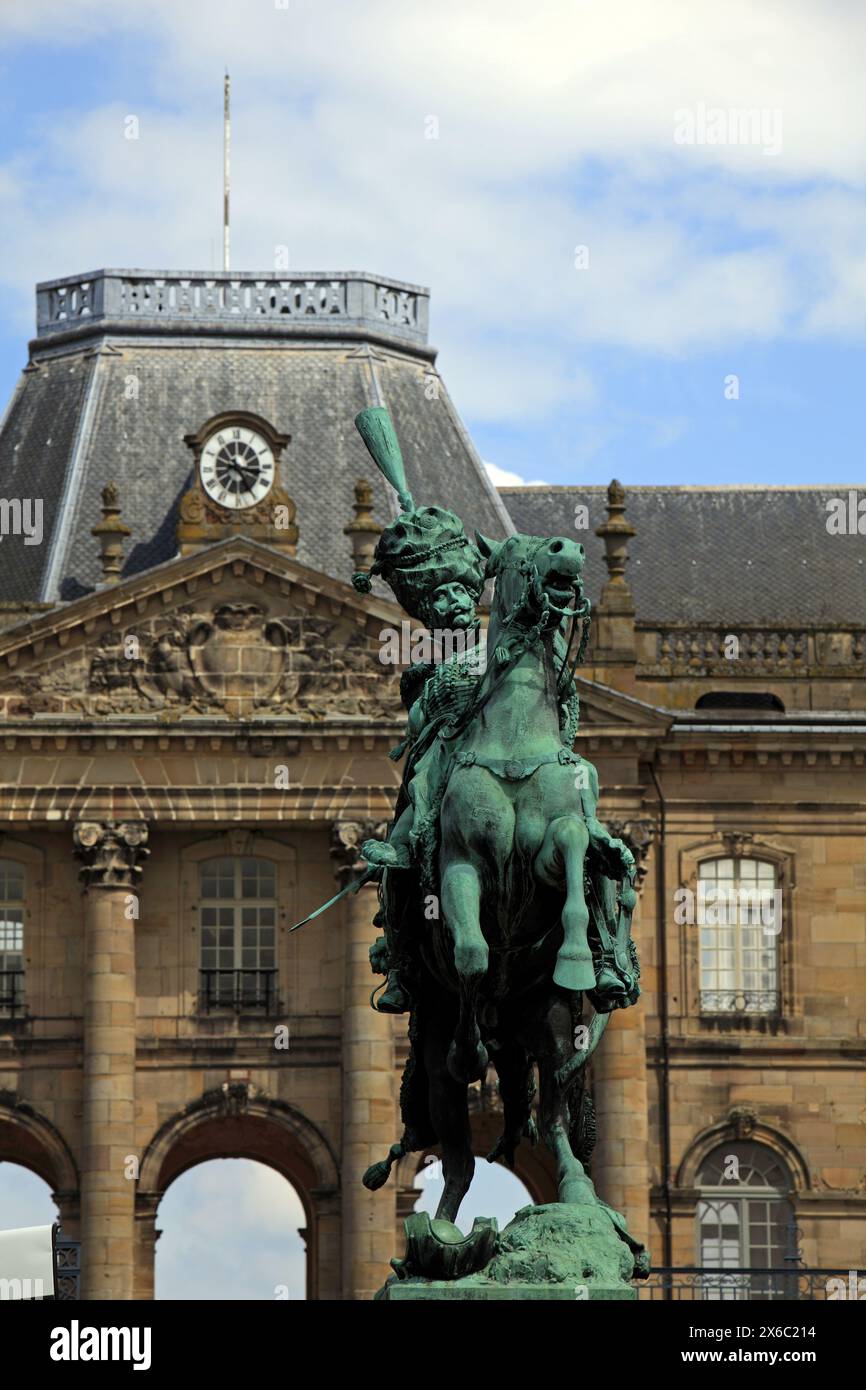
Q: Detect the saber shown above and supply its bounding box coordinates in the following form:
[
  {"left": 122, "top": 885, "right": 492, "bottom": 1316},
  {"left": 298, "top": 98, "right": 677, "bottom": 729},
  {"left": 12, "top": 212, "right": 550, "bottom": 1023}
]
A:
[{"left": 289, "top": 865, "right": 378, "bottom": 932}]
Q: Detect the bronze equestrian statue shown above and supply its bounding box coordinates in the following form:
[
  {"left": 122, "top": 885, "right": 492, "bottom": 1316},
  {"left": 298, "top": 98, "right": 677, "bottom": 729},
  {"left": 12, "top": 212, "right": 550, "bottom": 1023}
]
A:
[{"left": 296, "top": 407, "right": 648, "bottom": 1296}]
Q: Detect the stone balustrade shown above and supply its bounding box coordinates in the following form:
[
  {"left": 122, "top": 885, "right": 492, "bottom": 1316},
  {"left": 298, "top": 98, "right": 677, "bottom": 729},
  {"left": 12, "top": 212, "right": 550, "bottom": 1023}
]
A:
[
  {"left": 637, "top": 625, "right": 866, "bottom": 674},
  {"left": 35, "top": 270, "right": 430, "bottom": 346}
]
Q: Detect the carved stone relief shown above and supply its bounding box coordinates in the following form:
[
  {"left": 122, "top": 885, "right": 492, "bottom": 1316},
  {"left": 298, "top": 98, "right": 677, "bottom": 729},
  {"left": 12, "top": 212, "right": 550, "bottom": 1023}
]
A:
[{"left": 0, "top": 600, "right": 403, "bottom": 721}]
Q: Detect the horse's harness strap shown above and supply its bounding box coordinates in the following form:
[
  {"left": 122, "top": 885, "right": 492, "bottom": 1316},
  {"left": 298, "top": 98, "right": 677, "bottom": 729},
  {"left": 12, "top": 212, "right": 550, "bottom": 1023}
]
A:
[{"left": 456, "top": 747, "right": 580, "bottom": 782}]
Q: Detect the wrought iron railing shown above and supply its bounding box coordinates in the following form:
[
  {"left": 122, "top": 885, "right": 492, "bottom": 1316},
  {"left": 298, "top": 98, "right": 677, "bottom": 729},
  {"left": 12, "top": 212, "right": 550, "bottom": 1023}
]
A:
[
  {"left": 55, "top": 1239, "right": 80, "bottom": 1300},
  {"left": 0, "top": 970, "right": 25, "bottom": 1018},
  {"left": 636, "top": 1268, "right": 850, "bottom": 1300},
  {"left": 700, "top": 989, "right": 781, "bottom": 1015},
  {"left": 198, "top": 968, "right": 278, "bottom": 1014}
]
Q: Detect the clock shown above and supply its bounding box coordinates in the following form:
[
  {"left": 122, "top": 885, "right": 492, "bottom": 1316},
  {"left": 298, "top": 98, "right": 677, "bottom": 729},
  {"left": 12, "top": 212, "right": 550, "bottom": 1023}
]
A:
[{"left": 199, "top": 425, "right": 276, "bottom": 510}]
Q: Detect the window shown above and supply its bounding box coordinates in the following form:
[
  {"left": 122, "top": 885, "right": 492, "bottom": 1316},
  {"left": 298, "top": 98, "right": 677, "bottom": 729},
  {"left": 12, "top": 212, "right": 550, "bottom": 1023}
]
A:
[
  {"left": 0, "top": 861, "right": 25, "bottom": 1017},
  {"left": 199, "top": 857, "right": 277, "bottom": 1012},
  {"left": 696, "top": 1142, "right": 795, "bottom": 1299},
  {"left": 698, "top": 857, "right": 780, "bottom": 1015},
  {"left": 696, "top": 692, "right": 785, "bottom": 714}
]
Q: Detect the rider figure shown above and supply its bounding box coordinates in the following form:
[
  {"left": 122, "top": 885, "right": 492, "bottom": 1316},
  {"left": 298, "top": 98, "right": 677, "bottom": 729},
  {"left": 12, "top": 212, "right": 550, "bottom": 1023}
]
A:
[{"left": 351, "top": 504, "right": 487, "bottom": 1011}]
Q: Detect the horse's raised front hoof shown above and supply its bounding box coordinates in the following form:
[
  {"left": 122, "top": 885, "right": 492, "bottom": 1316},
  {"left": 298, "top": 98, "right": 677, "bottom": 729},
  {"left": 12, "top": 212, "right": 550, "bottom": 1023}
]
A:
[
  {"left": 447, "top": 1037, "right": 489, "bottom": 1085},
  {"left": 376, "top": 977, "right": 410, "bottom": 1014},
  {"left": 553, "top": 953, "right": 596, "bottom": 992}
]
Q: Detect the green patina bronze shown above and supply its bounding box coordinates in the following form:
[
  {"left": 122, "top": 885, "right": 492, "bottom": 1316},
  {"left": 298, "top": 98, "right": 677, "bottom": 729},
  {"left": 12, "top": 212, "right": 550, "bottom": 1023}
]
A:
[{"left": 300, "top": 406, "right": 648, "bottom": 1297}]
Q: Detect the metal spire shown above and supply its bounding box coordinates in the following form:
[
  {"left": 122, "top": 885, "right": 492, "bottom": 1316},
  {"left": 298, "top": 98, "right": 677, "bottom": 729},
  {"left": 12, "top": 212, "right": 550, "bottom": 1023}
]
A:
[{"left": 223, "top": 70, "right": 231, "bottom": 271}]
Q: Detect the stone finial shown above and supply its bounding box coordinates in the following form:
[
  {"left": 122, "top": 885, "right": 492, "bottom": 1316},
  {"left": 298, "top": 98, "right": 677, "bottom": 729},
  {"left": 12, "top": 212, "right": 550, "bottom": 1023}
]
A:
[
  {"left": 591, "top": 480, "right": 636, "bottom": 665},
  {"left": 73, "top": 820, "right": 149, "bottom": 891},
  {"left": 343, "top": 479, "right": 382, "bottom": 573},
  {"left": 91, "top": 481, "right": 131, "bottom": 585},
  {"left": 596, "top": 480, "right": 636, "bottom": 592}
]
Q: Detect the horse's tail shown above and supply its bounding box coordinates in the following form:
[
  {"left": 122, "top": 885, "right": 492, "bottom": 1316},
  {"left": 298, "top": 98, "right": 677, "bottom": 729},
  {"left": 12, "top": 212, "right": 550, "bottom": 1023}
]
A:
[{"left": 363, "top": 1139, "right": 407, "bottom": 1191}]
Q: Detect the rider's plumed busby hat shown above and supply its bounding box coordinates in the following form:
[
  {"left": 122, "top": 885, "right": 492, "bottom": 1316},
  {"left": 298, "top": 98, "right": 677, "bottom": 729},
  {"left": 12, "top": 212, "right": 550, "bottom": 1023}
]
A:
[{"left": 352, "top": 506, "right": 485, "bottom": 623}]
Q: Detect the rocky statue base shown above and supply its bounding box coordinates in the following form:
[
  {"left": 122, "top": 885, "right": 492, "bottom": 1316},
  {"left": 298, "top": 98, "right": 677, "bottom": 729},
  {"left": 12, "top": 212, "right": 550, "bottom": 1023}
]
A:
[{"left": 376, "top": 1203, "right": 645, "bottom": 1302}]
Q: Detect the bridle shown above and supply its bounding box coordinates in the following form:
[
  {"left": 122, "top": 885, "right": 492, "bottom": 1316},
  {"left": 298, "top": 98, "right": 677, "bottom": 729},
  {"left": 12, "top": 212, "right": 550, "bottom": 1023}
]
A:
[{"left": 441, "top": 545, "right": 591, "bottom": 742}]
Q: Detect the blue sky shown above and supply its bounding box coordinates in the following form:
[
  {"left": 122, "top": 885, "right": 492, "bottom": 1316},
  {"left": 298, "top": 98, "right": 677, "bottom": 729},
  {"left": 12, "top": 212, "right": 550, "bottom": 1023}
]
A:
[{"left": 0, "top": 0, "right": 865, "bottom": 487}]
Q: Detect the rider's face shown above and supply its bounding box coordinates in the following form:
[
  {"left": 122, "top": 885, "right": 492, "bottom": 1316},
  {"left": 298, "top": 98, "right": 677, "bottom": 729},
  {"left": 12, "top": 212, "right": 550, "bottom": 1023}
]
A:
[{"left": 429, "top": 582, "right": 475, "bottom": 629}]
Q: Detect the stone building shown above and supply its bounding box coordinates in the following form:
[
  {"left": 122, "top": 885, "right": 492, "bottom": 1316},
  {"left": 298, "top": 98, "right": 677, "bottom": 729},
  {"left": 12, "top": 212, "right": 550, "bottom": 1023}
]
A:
[{"left": 0, "top": 269, "right": 863, "bottom": 1300}]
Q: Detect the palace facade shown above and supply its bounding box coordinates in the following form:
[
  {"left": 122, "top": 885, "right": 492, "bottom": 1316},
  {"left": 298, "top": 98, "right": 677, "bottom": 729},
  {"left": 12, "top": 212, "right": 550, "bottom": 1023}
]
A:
[{"left": 0, "top": 269, "right": 863, "bottom": 1299}]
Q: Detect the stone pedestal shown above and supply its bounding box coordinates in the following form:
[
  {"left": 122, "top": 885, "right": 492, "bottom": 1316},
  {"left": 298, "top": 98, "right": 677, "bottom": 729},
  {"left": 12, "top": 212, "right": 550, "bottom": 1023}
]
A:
[
  {"left": 73, "top": 821, "right": 148, "bottom": 1301},
  {"left": 381, "top": 1283, "right": 635, "bottom": 1300},
  {"left": 378, "top": 1202, "right": 642, "bottom": 1301}
]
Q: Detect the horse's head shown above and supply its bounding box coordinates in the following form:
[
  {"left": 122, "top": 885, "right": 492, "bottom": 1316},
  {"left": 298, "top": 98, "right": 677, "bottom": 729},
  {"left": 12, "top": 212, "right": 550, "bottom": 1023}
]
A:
[{"left": 476, "top": 532, "right": 587, "bottom": 634}]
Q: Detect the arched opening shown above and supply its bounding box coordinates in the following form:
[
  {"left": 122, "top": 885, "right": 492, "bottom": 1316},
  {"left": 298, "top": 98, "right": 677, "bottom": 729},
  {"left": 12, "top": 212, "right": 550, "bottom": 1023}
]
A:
[
  {"left": 137, "top": 1090, "right": 339, "bottom": 1300},
  {"left": 0, "top": 1161, "right": 58, "bottom": 1230},
  {"left": 155, "top": 1158, "right": 306, "bottom": 1300},
  {"left": 413, "top": 1157, "right": 534, "bottom": 1233}
]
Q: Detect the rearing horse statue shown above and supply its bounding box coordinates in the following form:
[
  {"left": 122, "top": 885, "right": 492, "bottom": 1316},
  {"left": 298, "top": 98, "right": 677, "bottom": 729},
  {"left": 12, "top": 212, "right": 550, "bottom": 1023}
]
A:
[{"left": 294, "top": 408, "right": 646, "bottom": 1286}]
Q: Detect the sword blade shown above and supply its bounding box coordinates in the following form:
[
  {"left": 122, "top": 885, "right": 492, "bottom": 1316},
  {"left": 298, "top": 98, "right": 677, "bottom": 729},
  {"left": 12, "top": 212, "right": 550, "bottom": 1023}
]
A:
[{"left": 289, "top": 865, "right": 378, "bottom": 932}]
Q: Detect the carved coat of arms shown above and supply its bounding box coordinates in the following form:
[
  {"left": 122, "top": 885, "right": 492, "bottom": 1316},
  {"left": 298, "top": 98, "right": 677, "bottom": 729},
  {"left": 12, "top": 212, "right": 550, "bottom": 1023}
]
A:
[{"left": 188, "top": 603, "right": 288, "bottom": 717}]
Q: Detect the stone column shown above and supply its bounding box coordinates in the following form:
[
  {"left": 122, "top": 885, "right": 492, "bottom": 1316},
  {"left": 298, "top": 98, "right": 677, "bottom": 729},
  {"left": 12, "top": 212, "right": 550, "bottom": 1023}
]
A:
[
  {"left": 589, "top": 819, "right": 652, "bottom": 1250},
  {"left": 331, "top": 821, "right": 397, "bottom": 1301},
  {"left": 73, "top": 820, "right": 149, "bottom": 1301},
  {"left": 133, "top": 1192, "right": 161, "bottom": 1301}
]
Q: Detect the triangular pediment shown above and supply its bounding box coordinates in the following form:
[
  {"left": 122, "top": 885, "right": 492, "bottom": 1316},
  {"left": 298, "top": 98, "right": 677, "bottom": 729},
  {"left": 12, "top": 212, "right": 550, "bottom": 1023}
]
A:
[
  {"left": 573, "top": 675, "right": 672, "bottom": 734},
  {"left": 0, "top": 537, "right": 407, "bottom": 723}
]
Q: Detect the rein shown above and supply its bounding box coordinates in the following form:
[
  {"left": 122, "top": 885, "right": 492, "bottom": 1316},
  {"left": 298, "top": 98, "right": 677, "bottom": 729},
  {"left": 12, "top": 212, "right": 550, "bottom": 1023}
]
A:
[{"left": 441, "top": 550, "right": 585, "bottom": 745}]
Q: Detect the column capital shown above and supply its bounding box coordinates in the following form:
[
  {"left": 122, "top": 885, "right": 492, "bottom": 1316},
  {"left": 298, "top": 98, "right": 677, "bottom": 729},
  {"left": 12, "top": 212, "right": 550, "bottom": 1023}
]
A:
[
  {"left": 73, "top": 820, "right": 149, "bottom": 891},
  {"left": 605, "top": 817, "right": 654, "bottom": 892},
  {"left": 329, "top": 819, "right": 387, "bottom": 882}
]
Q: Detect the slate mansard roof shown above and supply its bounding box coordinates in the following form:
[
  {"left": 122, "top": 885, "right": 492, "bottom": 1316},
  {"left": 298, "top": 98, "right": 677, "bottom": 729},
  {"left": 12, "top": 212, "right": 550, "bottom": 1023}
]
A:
[
  {"left": 501, "top": 486, "right": 866, "bottom": 627},
  {"left": 0, "top": 269, "right": 862, "bottom": 628},
  {"left": 0, "top": 269, "right": 513, "bottom": 603}
]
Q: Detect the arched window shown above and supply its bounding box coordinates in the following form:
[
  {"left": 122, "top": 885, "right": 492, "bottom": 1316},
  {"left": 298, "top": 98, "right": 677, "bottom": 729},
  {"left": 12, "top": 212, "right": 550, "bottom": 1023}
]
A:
[
  {"left": 199, "top": 857, "right": 277, "bottom": 1012},
  {"left": 0, "top": 861, "right": 25, "bottom": 1018},
  {"left": 697, "top": 1141, "right": 794, "bottom": 1299},
  {"left": 698, "top": 857, "right": 780, "bottom": 1015}
]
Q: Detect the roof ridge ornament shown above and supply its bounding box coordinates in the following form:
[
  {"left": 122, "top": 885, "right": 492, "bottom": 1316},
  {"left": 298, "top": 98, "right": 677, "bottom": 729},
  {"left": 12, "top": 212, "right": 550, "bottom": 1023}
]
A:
[
  {"left": 591, "top": 479, "right": 637, "bottom": 666},
  {"left": 91, "top": 481, "right": 131, "bottom": 586}
]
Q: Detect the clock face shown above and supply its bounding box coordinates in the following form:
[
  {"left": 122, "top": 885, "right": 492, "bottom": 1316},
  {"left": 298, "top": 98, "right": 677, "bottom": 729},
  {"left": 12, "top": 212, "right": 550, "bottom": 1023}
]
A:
[{"left": 199, "top": 426, "right": 276, "bottom": 510}]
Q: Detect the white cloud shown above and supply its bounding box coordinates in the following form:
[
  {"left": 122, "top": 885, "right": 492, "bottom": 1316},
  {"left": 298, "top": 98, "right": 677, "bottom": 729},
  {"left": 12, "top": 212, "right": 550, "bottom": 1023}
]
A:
[
  {"left": 484, "top": 462, "right": 550, "bottom": 487},
  {"left": 1, "top": 0, "right": 866, "bottom": 415}
]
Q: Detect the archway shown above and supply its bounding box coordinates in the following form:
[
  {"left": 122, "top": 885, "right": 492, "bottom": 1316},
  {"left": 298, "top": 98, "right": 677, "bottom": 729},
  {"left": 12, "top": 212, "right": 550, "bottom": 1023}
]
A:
[
  {"left": 413, "top": 1157, "right": 535, "bottom": 1233},
  {"left": 0, "top": 1162, "right": 58, "bottom": 1230},
  {"left": 0, "top": 1095, "right": 78, "bottom": 1242},
  {"left": 155, "top": 1158, "right": 307, "bottom": 1300},
  {"left": 137, "top": 1086, "right": 340, "bottom": 1300}
]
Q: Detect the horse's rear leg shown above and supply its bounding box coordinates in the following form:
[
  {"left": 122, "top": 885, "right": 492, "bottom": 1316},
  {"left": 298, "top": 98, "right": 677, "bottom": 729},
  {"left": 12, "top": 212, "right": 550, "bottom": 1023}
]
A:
[
  {"left": 424, "top": 996, "right": 475, "bottom": 1224},
  {"left": 535, "top": 815, "right": 594, "bottom": 991},
  {"left": 440, "top": 860, "right": 489, "bottom": 1084},
  {"left": 536, "top": 991, "right": 596, "bottom": 1205}
]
